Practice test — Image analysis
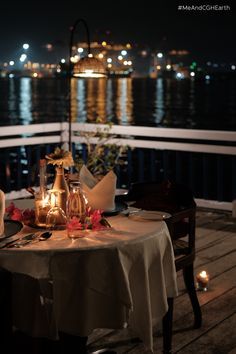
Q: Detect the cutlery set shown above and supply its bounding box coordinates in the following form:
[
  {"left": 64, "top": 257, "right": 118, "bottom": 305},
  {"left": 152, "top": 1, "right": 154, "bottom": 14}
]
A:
[{"left": 0, "top": 231, "right": 52, "bottom": 249}]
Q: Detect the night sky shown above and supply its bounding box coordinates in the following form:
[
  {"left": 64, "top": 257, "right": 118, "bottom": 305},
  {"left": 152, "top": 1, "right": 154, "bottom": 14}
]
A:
[{"left": 0, "top": 1, "right": 235, "bottom": 64}]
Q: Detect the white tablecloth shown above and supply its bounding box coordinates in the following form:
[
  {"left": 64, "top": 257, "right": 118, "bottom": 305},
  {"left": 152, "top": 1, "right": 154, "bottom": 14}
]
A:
[{"left": 0, "top": 204, "right": 178, "bottom": 352}]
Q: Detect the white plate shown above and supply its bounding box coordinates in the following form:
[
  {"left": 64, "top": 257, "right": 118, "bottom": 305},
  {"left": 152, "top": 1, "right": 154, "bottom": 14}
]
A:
[
  {"left": 128, "top": 210, "right": 171, "bottom": 221},
  {"left": 0, "top": 220, "right": 23, "bottom": 239}
]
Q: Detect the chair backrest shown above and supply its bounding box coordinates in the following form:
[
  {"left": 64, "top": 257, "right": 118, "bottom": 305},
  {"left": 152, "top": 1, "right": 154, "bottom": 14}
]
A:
[{"left": 127, "top": 180, "right": 196, "bottom": 257}]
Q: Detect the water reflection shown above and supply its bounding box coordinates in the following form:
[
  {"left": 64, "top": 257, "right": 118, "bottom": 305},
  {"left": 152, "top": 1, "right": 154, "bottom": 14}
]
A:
[
  {"left": 116, "top": 78, "right": 133, "bottom": 125},
  {"left": 106, "top": 79, "right": 113, "bottom": 121},
  {"left": 8, "top": 79, "right": 18, "bottom": 123},
  {"left": 19, "top": 78, "right": 32, "bottom": 125},
  {"left": 154, "top": 78, "right": 164, "bottom": 124},
  {"left": 1, "top": 76, "right": 235, "bottom": 130},
  {"left": 76, "top": 79, "right": 86, "bottom": 123}
]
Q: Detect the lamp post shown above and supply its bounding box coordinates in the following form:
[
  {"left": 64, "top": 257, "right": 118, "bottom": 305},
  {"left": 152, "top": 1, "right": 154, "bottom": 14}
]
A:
[{"left": 68, "top": 18, "right": 107, "bottom": 152}]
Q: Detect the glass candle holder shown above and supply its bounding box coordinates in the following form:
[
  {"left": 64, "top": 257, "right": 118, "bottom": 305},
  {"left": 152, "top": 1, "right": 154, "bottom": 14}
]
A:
[
  {"left": 196, "top": 270, "right": 209, "bottom": 291},
  {"left": 34, "top": 192, "right": 51, "bottom": 227}
]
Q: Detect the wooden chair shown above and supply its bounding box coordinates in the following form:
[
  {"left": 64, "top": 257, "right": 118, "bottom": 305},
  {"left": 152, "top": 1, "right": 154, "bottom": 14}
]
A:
[{"left": 126, "top": 180, "right": 202, "bottom": 353}]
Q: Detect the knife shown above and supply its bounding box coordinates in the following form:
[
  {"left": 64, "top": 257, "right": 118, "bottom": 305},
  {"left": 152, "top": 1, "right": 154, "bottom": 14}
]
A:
[{"left": 0, "top": 233, "right": 37, "bottom": 249}]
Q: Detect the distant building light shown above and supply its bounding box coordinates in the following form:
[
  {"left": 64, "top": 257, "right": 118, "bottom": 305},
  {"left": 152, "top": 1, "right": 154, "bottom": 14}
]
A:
[
  {"left": 157, "top": 52, "right": 163, "bottom": 58},
  {"left": 9, "top": 73, "right": 14, "bottom": 78},
  {"left": 45, "top": 43, "right": 53, "bottom": 51},
  {"left": 23, "top": 43, "right": 29, "bottom": 50},
  {"left": 127, "top": 61, "right": 132, "bottom": 65},
  {"left": 123, "top": 60, "right": 128, "bottom": 65},
  {"left": 190, "top": 71, "right": 195, "bottom": 77},
  {"left": 121, "top": 50, "right": 127, "bottom": 56},
  {"left": 102, "top": 41, "right": 107, "bottom": 46},
  {"left": 77, "top": 47, "right": 84, "bottom": 53},
  {"left": 98, "top": 53, "right": 104, "bottom": 59},
  {"left": 126, "top": 43, "right": 131, "bottom": 49},
  {"left": 61, "top": 58, "right": 66, "bottom": 63},
  {"left": 231, "top": 65, "right": 236, "bottom": 70},
  {"left": 166, "top": 64, "right": 171, "bottom": 70},
  {"left": 205, "top": 75, "right": 210, "bottom": 80},
  {"left": 57, "top": 68, "right": 61, "bottom": 73},
  {"left": 107, "top": 63, "right": 112, "bottom": 68},
  {"left": 118, "top": 55, "right": 123, "bottom": 60},
  {"left": 176, "top": 72, "right": 184, "bottom": 79},
  {"left": 141, "top": 50, "right": 147, "bottom": 57},
  {"left": 32, "top": 72, "right": 38, "bottom": 78},
  {"left": 70, "top": 56, "right": 77, "bottom": 63},
  {"left": 9, "top": 60, "right": 14, "bottom": 66},
  {"left": 206, "top": 61, "right": 211, "bottom": 66},
  {"left": 20, "top": 54, "right": 27, "bottom": 62},
  {"left": 88, "top": 53, "right": 93, "bottom": 58},
  {"left": 156, "top": 65, "right": 161, "bottom": 70},
  {"left": 107, "top": 58, "right": 112, "bottom": 63}
]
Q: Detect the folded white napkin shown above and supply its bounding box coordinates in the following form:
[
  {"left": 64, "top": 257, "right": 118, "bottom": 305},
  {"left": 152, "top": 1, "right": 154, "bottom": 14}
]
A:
[
  {"left": 0, "top": 190, "right": 5, "bottom": 236},
  {"left": 79, "top": 165, "right": 117, "bottom": 211}
]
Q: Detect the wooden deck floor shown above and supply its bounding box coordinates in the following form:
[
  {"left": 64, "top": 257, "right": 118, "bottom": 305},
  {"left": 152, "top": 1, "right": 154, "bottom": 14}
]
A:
[{"left": 87, "top": 209, "right": 236, "bottom": 354}]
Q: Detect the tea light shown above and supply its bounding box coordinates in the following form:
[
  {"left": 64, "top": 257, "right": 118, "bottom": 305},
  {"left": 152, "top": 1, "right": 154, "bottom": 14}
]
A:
[
  {"left": 196, "top": 270, "right": 209, "bottom": 291},
  {"left": 35, "top": 193, "right": 50, "bottom": 227}
]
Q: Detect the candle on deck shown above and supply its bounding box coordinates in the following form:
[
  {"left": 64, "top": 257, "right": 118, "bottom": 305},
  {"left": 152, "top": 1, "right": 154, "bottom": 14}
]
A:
[{"left": 196, "top": 270, "right": 209, "bottom": 291}]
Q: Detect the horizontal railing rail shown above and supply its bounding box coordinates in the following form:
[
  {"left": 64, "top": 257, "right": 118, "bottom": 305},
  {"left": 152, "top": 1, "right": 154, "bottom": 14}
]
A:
[{"left": 0, "top": 122, "right": 235, "bottom": 211}]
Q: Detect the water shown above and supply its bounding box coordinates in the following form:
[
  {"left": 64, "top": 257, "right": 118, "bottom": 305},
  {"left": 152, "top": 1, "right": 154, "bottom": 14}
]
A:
[{"left": 0, "top": 76, "right": 235, "bottom": 130}]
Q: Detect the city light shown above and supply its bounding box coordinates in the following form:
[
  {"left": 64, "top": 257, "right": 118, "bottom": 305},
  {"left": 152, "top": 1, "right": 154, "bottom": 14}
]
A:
[
  {"left": 20, "top": 54, "right": 27, "bottom": 62},
  {"left": 102, "top": 41, "right": 107, "bottom": 46},
  {"left": 231, "top": 65, "right": 236, "bottom": 70},
  {"left": 61, "top": 59, "right": 66, "bottom": 63},
  {"left": 157, "top": 52, "right": 163, "bottom": 58},
  {"left": 23, "top": 43, "right": 29, "bottom": 50},
  {"left": 9, "top": 61, "right": 15, "bottom": 66},
  {"left": 118, "top": 55, "right": 123, "bottom": 60},
  {"left": 77, "top": 48, "right": 83, "bottom": 53},
  {"left": 166, "top": 64, "right": 171, "bottom": 70},
  {"left": 190, "top": 71, "right": 195, "bottom": 77},
  {"left": 121, "top": 50, "right": 127, "bottom": 56},
  {"left": 107, "top": 58, "right": 112, "bottom": 63}
]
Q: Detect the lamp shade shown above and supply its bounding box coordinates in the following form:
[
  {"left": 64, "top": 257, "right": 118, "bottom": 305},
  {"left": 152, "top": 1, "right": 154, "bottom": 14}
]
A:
[{"left": 73, "top": 56, "right": 107, "bottom": 78}]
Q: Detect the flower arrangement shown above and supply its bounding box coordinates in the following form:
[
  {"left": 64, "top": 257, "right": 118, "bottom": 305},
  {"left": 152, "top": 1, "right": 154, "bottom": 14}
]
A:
[
  {"left": 6, "top": 203, "right": 110, "bottom": 231},
  {"left": 46, "top": 147, "right": 74, "bottom": 168},
  {"left": 74, "top": 119, "right": 128, "bottom": 177},
  {"left": 6, "top": 202, "right": 35, "bottom": 226},
  {"left": 67, "top": 208, "right": 111, "bottom": 231}
]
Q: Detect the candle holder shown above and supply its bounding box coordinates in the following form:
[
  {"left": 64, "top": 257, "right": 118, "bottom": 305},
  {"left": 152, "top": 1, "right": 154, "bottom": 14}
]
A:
[
  {"left": 196, "top": 270, "right": 209, "bottom": 291},
  {"left": 34, "top": 192, "right": 51, "bottom": 227}
]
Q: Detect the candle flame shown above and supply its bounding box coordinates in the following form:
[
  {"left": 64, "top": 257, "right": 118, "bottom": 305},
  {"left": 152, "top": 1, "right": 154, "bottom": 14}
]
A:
[{"left": 199, "top": 270, "right": 208, "bottom": 278}]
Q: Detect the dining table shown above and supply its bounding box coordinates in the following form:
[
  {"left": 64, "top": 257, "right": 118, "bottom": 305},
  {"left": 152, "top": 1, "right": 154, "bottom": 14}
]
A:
[{"left": 0, "top": 198, "right": 178, "bottom": 353}]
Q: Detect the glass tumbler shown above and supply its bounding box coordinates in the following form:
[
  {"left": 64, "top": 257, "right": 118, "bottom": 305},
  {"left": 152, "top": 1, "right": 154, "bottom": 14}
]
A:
[
  {"left": 66, "top": 181, "right": 87, "bottom": 239},
  {"left": 46, "top": 190, "right": 67, "bottom": 230}
]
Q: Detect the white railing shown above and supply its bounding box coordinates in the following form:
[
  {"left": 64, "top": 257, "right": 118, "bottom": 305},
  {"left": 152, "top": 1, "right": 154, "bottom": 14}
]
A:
[
  {"left": 1, "top": 122, "right": 236, "bottom": 212},
  {"left": 1, "top": 122, "right": 236, "bottom": 154}
]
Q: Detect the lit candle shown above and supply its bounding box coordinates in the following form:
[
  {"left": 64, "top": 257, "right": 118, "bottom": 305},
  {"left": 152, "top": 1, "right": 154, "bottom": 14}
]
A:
[
  {"left": 35, "top": 193, "right": 50, "bottom": 227},
  {"left": 196, "top": 270, "right": 209, "bottom": 291}
]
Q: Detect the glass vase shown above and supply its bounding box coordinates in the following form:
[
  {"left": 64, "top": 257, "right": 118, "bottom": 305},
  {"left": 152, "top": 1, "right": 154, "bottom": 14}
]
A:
[{"left": 66, "top": 181, "right": 87, "bottom": 239}]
